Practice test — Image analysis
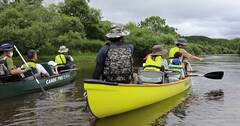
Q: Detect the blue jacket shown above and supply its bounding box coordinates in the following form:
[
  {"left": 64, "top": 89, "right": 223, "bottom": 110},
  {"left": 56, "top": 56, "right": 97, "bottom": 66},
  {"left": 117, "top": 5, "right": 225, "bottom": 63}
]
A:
[
  {"left": 172, "top": 58, "right": 182, "bottom": 65},
  {"left": 93, "top": 42, "right": 134, "bottom": 79}
]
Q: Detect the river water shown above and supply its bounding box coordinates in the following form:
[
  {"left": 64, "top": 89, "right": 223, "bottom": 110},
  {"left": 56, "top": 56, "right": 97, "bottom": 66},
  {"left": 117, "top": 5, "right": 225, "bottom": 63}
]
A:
[{"left": 0, "top": 54, "right": 239, "bottom": 126}]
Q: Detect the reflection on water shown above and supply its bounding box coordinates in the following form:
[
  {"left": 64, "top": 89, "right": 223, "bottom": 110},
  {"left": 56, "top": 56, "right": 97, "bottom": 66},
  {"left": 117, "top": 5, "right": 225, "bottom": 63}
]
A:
[
  {"left": 0, "top": 85, "right": 89, "bottom": 126},
  {"left": 94, "top": 89, "right": 191, "bottom": 126},
  {"left": 0, "top": 61, "right": 95, "bottom": 126},
  {"left": 0, "top": 54, "right": 239, "bottom": 126},
  {"left": 204, "top": 89, "right": 224, "bottom": 101}
]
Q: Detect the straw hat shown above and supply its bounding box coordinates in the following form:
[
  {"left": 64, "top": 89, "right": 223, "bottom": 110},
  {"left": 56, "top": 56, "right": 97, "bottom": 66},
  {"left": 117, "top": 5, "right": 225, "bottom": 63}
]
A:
[
  {"left": 106, "top": 23, "right": 130, "bottom": 38},
  {"left": 58, "top": 45, "right": 69, "bottom": 53},
  {"left": 150, "top": 45, "right": 167, "bottom": 56}
]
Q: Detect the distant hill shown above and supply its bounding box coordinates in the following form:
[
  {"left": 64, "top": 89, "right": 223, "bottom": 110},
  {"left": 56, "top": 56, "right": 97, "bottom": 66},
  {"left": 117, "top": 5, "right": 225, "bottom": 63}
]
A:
[{"left": 184, "top": 36, "right": 229, "bottom": 43}]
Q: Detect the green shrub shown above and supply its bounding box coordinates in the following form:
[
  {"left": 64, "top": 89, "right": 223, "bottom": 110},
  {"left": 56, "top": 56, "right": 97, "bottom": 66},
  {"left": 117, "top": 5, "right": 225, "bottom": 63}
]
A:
[{"left": 80, "top": 40, "right": 104, "bottom": 53}]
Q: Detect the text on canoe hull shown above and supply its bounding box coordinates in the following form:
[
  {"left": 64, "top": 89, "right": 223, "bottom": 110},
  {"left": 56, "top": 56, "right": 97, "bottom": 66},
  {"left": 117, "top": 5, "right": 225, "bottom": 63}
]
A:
[{"left": 46, "top": 74, "right": 71, "bottom": 85}]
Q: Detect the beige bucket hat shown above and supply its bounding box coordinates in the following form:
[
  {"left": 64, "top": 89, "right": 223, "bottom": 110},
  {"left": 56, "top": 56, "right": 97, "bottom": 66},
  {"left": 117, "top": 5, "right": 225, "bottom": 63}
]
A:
[
  {"left": 58, "top": 45, "right": 69, "bottom": 53},
  {"left": 150, "top": 45, "right": 167, "bottom": 56},
  {"left": 106, "top": 23, "right": 130, "bottom": 38}
]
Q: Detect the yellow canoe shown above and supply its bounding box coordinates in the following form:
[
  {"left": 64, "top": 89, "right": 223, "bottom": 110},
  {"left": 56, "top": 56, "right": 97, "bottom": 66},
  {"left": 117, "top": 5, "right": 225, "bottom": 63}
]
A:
[{"left": 84, "top": 77, "right": 191, "bottom": 118}]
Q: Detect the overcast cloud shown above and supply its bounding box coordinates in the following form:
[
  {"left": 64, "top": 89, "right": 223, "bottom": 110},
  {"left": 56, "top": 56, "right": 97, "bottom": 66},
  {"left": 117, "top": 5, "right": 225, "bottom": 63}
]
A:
[{"left": 46, "top": 0, "right": 240, "bottom": 38}]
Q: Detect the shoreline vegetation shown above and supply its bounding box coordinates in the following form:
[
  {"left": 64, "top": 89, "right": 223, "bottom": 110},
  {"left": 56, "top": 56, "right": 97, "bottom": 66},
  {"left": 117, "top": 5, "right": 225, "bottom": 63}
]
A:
[
  {"left": 37, "top": 52, "right": 97, "bottom": 62},
  {"left": 0, "top": 0, "right": 239, "bottom": 59}
]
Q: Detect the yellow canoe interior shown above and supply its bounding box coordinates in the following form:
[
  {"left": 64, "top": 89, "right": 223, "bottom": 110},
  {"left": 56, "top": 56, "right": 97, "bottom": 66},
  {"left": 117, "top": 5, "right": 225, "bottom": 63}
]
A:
[{"left": 84, "top": 77, "right": 191, "bottom": 118}]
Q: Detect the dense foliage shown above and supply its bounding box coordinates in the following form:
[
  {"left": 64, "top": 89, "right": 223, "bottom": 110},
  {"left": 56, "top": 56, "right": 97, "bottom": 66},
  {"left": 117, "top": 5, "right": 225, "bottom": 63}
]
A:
[
  {"left": 0, "top": 0, "right": 239, "bottom": 57},
  {"left": 125, "top": 16, "right": 178, "bottom": 58},
  {"left": 0, "top": 0, "right": 107, "bottom": 55},
  {"left": 185, "top": 36, "right": 240, "bottom": 55}
]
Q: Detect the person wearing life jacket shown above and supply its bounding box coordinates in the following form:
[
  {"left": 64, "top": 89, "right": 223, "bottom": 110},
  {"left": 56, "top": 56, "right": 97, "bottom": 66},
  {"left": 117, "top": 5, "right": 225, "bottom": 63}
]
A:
[
  {"left": 92, "top": 23, "right": 134, "bottom": 83},
  {"left": 55, "top": 45, "right": 74, "bottom": 70},
  {"left": 169, "top": 38, "right": 204, "bottom": 61},
  {"left": 22, "top": 49, "right": 49, "bottom": 77},
  {"left": 169, "top": 38, "right": 204, "bottom": 72},
  {"left": 0, "top": 43, "right": 26, "bottom": 76},
  {"left": 143, "top": 45, "right": 167, "bottom": 71},
  {"left": 171, "top": 52, "right": 182, "bottom": 65},
  {"left": 168, "top": 52, "right": 185, "bottom": 80}
]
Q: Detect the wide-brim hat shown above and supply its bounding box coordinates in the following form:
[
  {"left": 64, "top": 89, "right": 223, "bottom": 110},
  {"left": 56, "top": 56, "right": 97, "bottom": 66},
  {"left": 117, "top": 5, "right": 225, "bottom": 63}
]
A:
[
  {"left": 150, "top": 45, "right": 167, "bottom": 56},
  {"left": 106, "top": 23, "right": 130, "bottom": 38},
  {"left": 58, "top": 45, "right": 69, "bottom": 53},
  {"left": 0, "top": 43, "right": 13, "bottom": 52},
  {"left": 106, "top": 31, "right": 130, "bottom": 38},
  {"left": 175, "top": 38, "right": 187, "bottom": 46}
]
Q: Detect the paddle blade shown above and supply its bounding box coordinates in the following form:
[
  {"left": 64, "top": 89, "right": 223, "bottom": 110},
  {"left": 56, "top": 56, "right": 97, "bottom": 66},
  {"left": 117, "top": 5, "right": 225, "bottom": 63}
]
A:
[{"left": 204, "top": 71, "right": 224, "bottom": 79}]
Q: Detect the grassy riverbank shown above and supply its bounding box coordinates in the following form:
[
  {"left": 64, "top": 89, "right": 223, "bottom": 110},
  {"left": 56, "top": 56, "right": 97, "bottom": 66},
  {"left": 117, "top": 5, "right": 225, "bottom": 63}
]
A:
[
  {"left": 37, "top": 52, "right": 97, "bottom": 62},
  {"left": 13, "top": 52, "right": 97, "bottom": 66}
]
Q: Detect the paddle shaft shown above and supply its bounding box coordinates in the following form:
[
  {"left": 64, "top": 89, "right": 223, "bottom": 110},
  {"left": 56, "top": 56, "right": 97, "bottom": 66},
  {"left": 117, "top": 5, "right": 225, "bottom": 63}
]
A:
[
  {"left": 13, "top": 45, "right": 46, "bottom": 93},
  {"left": 188, "top": 74, "right": 203, "bottom": 77}
]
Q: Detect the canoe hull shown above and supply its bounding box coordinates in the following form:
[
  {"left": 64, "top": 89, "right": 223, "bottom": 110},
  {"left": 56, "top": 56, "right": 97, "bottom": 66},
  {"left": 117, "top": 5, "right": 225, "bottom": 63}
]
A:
[
  {"left": 84, "top": 77, "right": 191, "bottom": 118},
  {"left": 0, "top": 71, "right": 77, "bottom": 99}
]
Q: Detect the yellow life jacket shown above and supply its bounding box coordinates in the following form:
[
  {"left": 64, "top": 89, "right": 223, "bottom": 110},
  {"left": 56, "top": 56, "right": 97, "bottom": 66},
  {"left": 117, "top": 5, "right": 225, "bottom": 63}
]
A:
[
  {"left": 143, "top": 55, "right": 163, "bottom": 71},
  {"left": 22, "top": 61, "right": 37, "bottom": 69},
  {"left": 169, "top": 47, "right": 180, "bottom": 59},
  {"left": 55, "top": 54, "right": 66, "bottom": 65},
  {"left": 21, "top": 61, "right": 38, "bottom": 74}
]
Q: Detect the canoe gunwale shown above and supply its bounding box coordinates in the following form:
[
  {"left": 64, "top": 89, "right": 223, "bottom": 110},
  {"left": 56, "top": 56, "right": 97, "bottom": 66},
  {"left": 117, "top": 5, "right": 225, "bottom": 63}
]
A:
[
  {"left": 84, "top": 77, "right": 191, "bottom": 87},
  {"left": 0, "top": 71, "right": 75, "bottom": 85},
  {"left": 84, "top": 79, "right": 118, "bottom": 86},
  {"left": 119, "top": 77, "right": 191, "bottom": 87}
]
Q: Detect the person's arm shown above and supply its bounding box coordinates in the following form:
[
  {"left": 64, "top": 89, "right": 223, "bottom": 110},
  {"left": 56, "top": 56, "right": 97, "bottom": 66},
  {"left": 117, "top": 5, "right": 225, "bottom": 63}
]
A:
[
  {"left": 10, "top": 68, "right": 25, "bottom": 75},
  {"left": 128, "top": 44, "right": 135, "bottom": 73},
  {"left": 129, "top": 44, "right": 134, "bottom": 55},
  {"left": 162, "top": 59, "right": 169, "bottom": 69},
  {"left": 69, "top": 55, "right": 74, "bottom": 62},
  {"left": 6, "top": 58, "right": 25, "bottom": 75},
  {"left": 53, "top": 66, "right": 59, "bottom": 75},
  {"left": 93, "top": 46, "right": 108, "bottom": 79},
  {"left": 180, "top": 49, "right": 204, "bottom": 61}
]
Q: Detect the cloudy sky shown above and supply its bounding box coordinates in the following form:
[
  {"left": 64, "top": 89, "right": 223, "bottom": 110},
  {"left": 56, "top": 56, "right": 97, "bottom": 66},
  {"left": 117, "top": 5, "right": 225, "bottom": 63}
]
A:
[{"left": 46, "top": 0, "right": 240, "bottom": 39}]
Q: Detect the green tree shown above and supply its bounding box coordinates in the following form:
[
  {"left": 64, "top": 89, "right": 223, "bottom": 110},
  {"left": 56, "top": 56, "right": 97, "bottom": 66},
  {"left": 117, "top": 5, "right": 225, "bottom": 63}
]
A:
[
  {"left": 59, "top": 0, "right": 106, "bottom": 40},
  {"left": 140, "top": 16, "right": 177, "bottom": 35},
  {"left": 0, "top": 0, "right": 238, "bottom": 56},
  {"left": 0, "top": 0, "right": 86, "bottom": 54},
  {"left": 125, "top": 16, "right": 178, "bottom": 57}
]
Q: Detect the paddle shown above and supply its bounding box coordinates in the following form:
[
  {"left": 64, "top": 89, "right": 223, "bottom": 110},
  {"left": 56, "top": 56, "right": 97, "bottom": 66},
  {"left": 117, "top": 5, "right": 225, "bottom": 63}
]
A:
[
  {"left": 189, "top": 71, "right": 224, "bottom": 80},
  {"left": 13, "top": 45, "right": 46, "bottom": 93},
  {"left": 166, "top": 69, "right": 198, "bottom": 73}
]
